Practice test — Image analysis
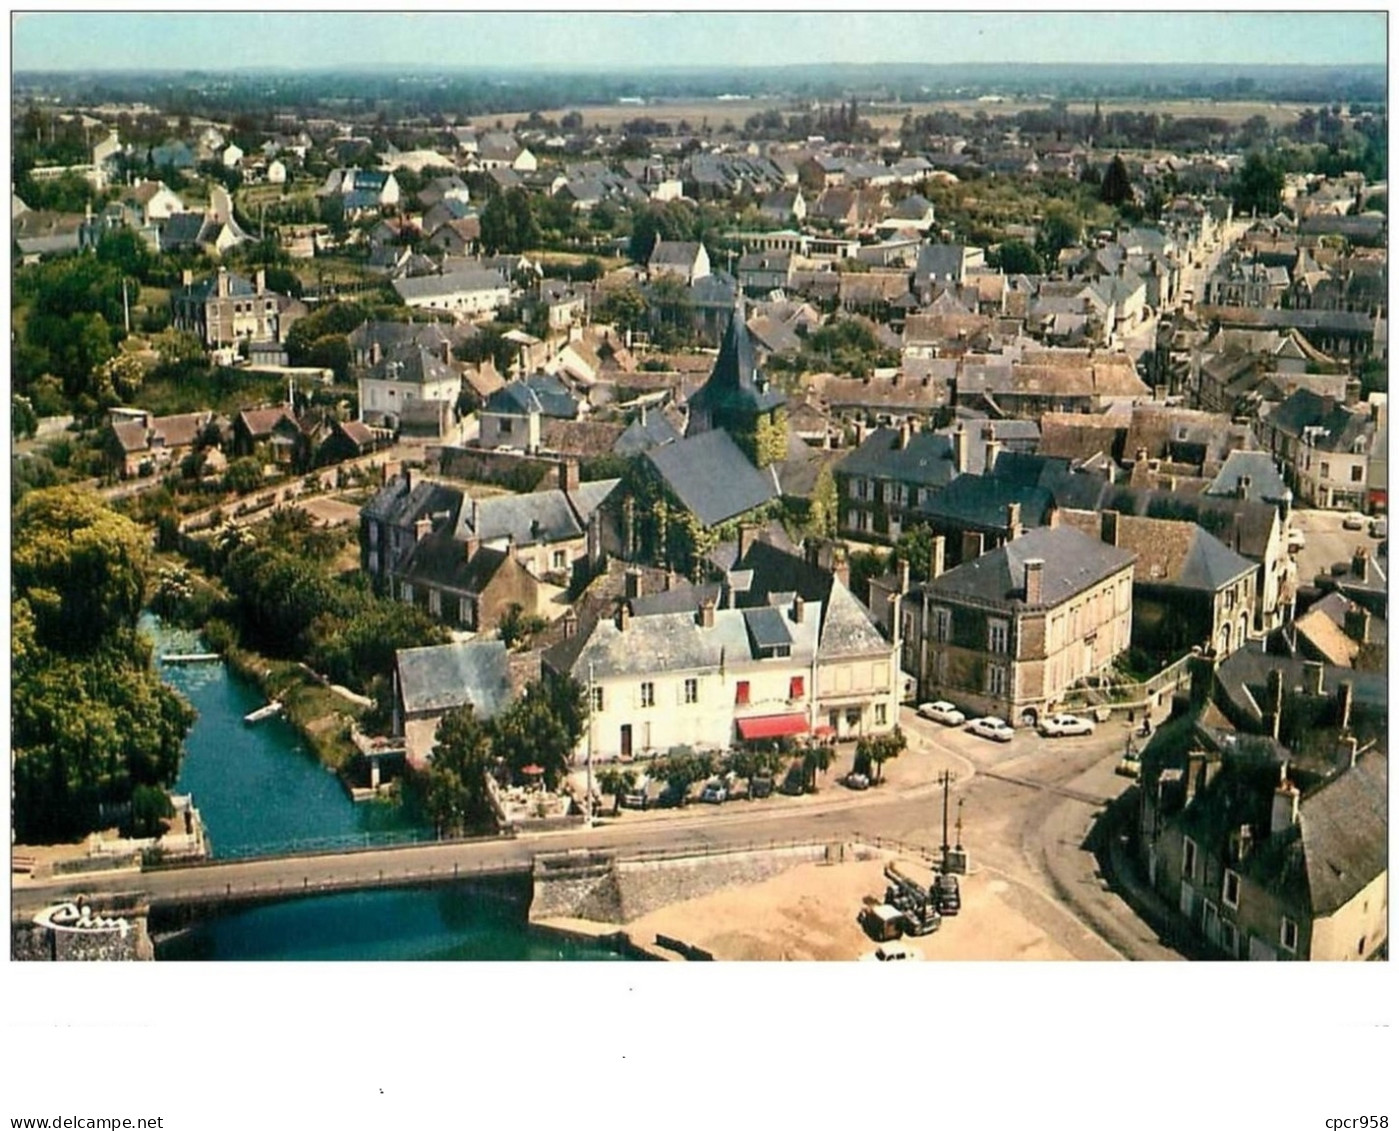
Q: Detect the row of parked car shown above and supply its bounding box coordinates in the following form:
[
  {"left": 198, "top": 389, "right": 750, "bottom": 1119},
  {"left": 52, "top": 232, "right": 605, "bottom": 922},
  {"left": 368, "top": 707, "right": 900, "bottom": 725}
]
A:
[{"left": 916, "top": 701, "right": 1097, "bottom": 742}]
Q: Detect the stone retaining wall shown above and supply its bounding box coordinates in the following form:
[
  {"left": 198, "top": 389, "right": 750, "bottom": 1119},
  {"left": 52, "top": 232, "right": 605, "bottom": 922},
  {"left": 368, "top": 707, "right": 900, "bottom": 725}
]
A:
[{"left": 529, "top": 843, "right": 834, "bottom": 926}]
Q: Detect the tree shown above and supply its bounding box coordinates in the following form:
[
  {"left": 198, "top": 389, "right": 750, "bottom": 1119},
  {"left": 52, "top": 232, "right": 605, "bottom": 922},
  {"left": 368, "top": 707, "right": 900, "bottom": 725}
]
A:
[
  {"left": 1231, "top": 152, "right": 1285, "bottom": 217},
  {"left": 857, "top": 726, "right": 907, "bottom": 784},
  {"left": 490, "top": 673, "right": 586, "bottom": 790},
  {"left": 497, "top": 602, "right": 547, "bottom": 650},
  {"left": 223, "top": 456, "right": 263, "bottom": 495},
  {"left": 802, "top": 744, "right": 834, "bottom": 792},
  {"left": 596, "top": 766, "right": 637, "bottom": 814},
  {"left": 424, "top": 705, "right": 495, "bottom": 836},
  {"left": 993, "top": 239, "right": 1043, "bottom": 276},
  {"left": 1099, "top": 155, "right": 1134, "bottom": 208},
  {"left": 1037, "top": 204, "right": 1083, "bottom": 261},
  {"left": 652, "top": 748, "right": 714, "bottom": 804},
  {"left": 12, "top": 394, "right": 39, "bottom": 439}
]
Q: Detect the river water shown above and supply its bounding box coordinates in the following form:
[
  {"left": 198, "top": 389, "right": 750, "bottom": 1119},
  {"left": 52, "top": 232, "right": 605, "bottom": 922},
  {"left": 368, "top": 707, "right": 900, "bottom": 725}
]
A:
[{"left": 148, "top": 617, "right": 627, "bottom": 960}]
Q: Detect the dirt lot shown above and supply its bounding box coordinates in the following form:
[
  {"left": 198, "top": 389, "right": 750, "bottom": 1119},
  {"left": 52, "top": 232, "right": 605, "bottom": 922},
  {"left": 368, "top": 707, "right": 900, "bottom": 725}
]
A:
[{"left": 624, "top": 853, "right": 1077, "bottom": 961}]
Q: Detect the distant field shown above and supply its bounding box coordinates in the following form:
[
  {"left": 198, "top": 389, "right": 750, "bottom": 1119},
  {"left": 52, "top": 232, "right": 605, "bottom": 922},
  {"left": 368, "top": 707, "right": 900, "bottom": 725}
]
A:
[{"left": 479, "top": 95, "right": 1311, "bottom": 135}]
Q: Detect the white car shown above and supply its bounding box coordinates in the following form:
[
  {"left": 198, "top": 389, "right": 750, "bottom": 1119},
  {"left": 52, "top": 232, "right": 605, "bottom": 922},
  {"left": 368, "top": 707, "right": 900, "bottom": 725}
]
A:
[
  {"left": 1342, "top": 511, "right": 1367, "bottom": 531},
  {"left": 1039, "top": 713, "right": 1096, "bottom": 738},
  {"left": 966, "top": 716, "right": 1014, "bottom": 742},
  {"left": 1286, "top": 528, "right": 1306, "bottom": 550},
  {"left": 917, "top": 700, "right": 966, "bottom": 726}
]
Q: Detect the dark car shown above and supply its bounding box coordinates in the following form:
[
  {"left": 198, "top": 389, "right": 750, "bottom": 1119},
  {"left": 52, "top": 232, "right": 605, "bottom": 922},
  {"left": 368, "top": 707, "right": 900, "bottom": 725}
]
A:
[
  {"left": 935, "top": 873, "right": 961, "bottom": 915},
  {"left": 749, "top": 776, "right": 774, "bottom": 799}
]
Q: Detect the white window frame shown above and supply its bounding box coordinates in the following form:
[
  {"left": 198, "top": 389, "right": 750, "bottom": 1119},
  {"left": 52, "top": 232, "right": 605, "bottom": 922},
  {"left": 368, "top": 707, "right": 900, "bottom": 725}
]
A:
[
  {"left": 987, "top": 618, "right": 1009, "bottom": 654},
  {"left": 1183, "top": 835, "right": 1198, "bottom": 882},
  {"left": 986, "top": 664, "right": 1008, "bottom": 696},
  {"left": 874, "top": 703, "right": 887, "bottom": 726},
  {"left": 683, "top": 678, "right": 698, "bottom": 705},
  {"left": 591, "top": 686, "right": 604, "bottom": 713},
  {"left": 640, "top": 681, "right": 655, "bottom": 709},
  {"left": 1222, "top": 868, "right": 1241, "bottom": 910},
  {"left": 1279, "top": 916, "right": 1298, "bottom": 954},
  {"left": 930, "top": 605, "right": 951, "bottom": 644}
]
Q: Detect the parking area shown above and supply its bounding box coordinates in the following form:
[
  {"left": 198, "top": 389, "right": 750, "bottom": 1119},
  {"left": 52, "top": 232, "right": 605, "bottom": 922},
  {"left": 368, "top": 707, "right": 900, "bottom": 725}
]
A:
[{"left": 1290, "top": 507, "right": 1387, "bottom": 588}]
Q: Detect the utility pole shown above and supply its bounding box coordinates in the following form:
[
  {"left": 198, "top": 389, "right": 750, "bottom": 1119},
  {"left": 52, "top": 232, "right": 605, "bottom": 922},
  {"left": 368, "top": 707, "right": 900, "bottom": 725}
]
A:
[
  {"left": 585, "top": 661, "right": 595, "bottom": 826},
  {"left": 121, "top": 277, "right": 131, "bottom": 335},
  {"left": 939, "top": 769, "right": 951, "bottom": 859}
]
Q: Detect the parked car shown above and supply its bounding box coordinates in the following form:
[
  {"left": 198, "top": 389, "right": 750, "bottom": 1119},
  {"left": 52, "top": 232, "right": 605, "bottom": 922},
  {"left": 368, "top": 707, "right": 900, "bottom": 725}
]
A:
[
  {"left": 619, "top": 779, "right": 650, "bottom": 810},
  {"left": 1287, "top": 527, "right": 1306, "bottom": 550},
  {"left": 860, "top": 941, "right": 923, "bottom": 962},
  {"left": 844, "top": 772, "right": 871, "bottom": 791},
  {"left": 934, "top": 873, "right": 961, "bottom": 915},
  {"left": 966, "top": 716, "right": 1014, "bottom": 742},
  {"left": 917, "top": 700, "right": 966, "bottom": 726},
  {"left": 1343, "top": 511, "right": 1367, "bottom": 530},
  {"left": 1116, "top": 750, "right": 1142, "bottom": 778},
  {"left": 1039, "top": 713, "right": 1095, "bottom": 738},
  {"left": 1370, "top": 517, "right": 1387, "bottom": 539},
  {"left": 699, "top": 780, "right": 727, "bottom": 804},
  {"left": 749, "top": 776, "right": 774, "bottom": 800}
]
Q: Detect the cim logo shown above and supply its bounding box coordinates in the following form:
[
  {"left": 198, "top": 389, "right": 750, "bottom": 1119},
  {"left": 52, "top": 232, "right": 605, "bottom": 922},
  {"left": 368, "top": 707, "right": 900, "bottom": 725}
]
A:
[{"left": 33, "top": 899, "right": 131, "bottom": 938}]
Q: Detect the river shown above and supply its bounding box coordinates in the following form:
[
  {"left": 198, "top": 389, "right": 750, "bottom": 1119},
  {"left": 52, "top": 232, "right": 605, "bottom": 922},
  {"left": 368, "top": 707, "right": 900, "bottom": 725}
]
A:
[{"left": 148, "top": 616, "right": 628, "bottom": 960}]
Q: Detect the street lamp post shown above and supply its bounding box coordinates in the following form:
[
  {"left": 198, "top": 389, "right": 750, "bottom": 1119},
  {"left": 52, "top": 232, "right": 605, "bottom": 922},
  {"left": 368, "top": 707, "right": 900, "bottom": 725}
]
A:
[{"left": 585, "top": 661, "right": 595, "bottom": 826}]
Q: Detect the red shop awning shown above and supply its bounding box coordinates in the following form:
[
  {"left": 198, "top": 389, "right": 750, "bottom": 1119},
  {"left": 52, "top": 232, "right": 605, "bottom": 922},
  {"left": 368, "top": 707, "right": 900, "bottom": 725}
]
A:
[{"left": 736, "top": 714, "right": 810, "bottom": 741}]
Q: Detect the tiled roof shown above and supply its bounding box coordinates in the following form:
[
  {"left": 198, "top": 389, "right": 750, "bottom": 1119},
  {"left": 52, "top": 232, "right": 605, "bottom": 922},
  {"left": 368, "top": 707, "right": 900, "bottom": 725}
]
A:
[{"left": 396, "top": 640, "right": 513, "bottom": 718}]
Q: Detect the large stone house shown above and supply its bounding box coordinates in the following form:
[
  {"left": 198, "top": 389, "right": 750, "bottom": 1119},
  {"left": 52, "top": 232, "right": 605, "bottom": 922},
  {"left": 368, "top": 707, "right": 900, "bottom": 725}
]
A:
[
  {"left": 902, "top": 525, "right": 1135, "bottom": 726},
  {"left": 1257, "top": 389, "right": 1384, "bottom": 513},
  {"left": 171, "top": 267, "right": 290, "bottom": 348}
]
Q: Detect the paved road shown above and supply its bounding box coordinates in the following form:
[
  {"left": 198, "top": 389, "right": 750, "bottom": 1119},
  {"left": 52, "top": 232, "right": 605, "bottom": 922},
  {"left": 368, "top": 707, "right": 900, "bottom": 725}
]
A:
[{"left": 15, "top": 710, "right": 1183, "bottom": 960}]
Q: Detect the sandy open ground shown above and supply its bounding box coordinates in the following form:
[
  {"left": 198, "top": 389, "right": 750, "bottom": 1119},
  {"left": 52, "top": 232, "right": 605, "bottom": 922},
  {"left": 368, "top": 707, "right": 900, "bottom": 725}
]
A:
[{"left": 614, "top": 853, "right": 1076, "bottom": 962}]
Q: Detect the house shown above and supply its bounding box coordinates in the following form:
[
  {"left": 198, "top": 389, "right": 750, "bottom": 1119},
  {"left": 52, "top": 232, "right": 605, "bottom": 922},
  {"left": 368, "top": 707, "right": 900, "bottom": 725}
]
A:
[
  {"left": 171, "top": 267, "right": 288, "bottom": 348},
  {"left": 357, "top": 341, "right": 461, "bottom": 433},
  {"left": 233, "top": 406, "right": 302, "bottom": 465},
  {"left": 393, "top": 640, "right": 537, "bottom": 768},
  {"left": 392, "top": 267, "right": 512, "bottom": 318},
  {"left": 359, "top": 471, "right": 540, "bottom": 632},
  {"left": 1138, "top": 663, "right": 1386, "bottom": 960},
  {"left": 321, "top": 167, "right": 401, "bottom": 210},
  {"left": 914, "top": 243, "right": 987, "bottom": 293},
  {"left": 903, "top": 525, "right": 1136, "bottom": 725},
  {"left": 1257, "top": 389, "right": 1383, "bottom": 512},
  {"left": 638, "top": 428, "right": 781, "bottom": 545},
  {"left": 876, "top": 193, "right": 936, "bottom": 235},
  {"left": 737, "top": 250, "right": 795, "bottom": 295},
  {"left": 1292, "top": 592, "right": 1383, "bottom": 670},
  {"left": 648, "top": 239, "right": 711, "bottom": 285},
  {"left": 479, "top": 373, "right": 584, "bottom": 452},
  {"left": 122, "top": 180, "right": 185, "bottom": 224},
  {"left": 1060, "top": 510, "right": 1257, "bottom": 658},
  {"left": 315, "top": 418, "right": 385, "bottom": 466},
  {"left": 103, "top": 411, "right": 211, "bottom": 479},
  {"left": 758, "top": 187, "right": 806, "bottom": 224},
  {"left": 1205, "top": 451, "right": 1292, "bottom": 507}
]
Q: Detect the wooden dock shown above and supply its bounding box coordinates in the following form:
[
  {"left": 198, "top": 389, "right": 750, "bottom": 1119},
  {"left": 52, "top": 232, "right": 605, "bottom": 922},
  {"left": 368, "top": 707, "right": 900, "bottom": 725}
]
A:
[{"left": 160, "top": 653, "right": 222, "bottom": 665}]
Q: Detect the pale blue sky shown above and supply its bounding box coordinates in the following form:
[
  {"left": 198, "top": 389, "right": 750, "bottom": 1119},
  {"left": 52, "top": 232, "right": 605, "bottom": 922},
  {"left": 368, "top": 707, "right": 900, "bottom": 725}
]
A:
[{"left": 10, "top": 11, "right": 1388, "bottom": 71}]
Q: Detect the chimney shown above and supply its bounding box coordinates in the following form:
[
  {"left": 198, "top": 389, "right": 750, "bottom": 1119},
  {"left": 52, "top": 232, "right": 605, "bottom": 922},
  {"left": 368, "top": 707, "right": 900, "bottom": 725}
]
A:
[
  {"left": 698, "top": 598, "right": 715, "bottom": 629},
  {"left": 1101, "top": 509, "right": 1120, "bottom": 546},
  {"left": 929, "top": 534, "right": 946, "bottom": 580},
  {"left": 1301, "top": 660, "right": 1324, "bottom": 697},
  {"left": 1344, "top": 377, "right": 1362, "bottom": 407},
  {"left": 1023, "top": 558, "right": 1044, "bottom": 605},
  {"left": 1337, "top": 734, "right": 1359, "bottom": 769},
  {"left": 1270, "top": 765, "right": 1300, "bottom": 835},
  {"left": 909, "top": 416, "right": 922, "bottom": 435},
  {"left": 440, "top": 339, "right": 452, "bottom": 364},
  {"left": 216, "top": 266, "right": 230, "bottom": 298},
  {"left": 254, "top": 267, "right": 266, "bottom": 294},
  {"left": 370, "top": 340, "right": 383, "bottom": 365},
  {"left": 463, "top": 530, "right": 480, "bottom": 561},
  {"left": 832, "top": 546, "right": 850, "bottom": 589},
  {"left": 1265, "top": 668, "right": 1284, "bottom": 740},
  {"left": 616, "top": 602, "right": 631, "bottom": 632},
  {"left": 624, "top": 567, "right": 643, "bottom": 601},
  {"left": 737, "top": 523, "right": 758, "bottom": 564},
  {"left": 1236, "top": 474, "right": 1251, "bottom": 500},
  {"left": 181, "top": 268, "right": 194, "bottom": 287},
  {"left": 561, "top": 608, "right": 577, "bottom": 640},
  {"left": 403, "top": 467, "right": 413, "bottom": 492},
  {"left": 1351, "top": 547, "right": 1369, "bottom": 581},
  {"left": 665, "top": 569, "right": 677, "bottom": 592},
  {"left": 793, "top": 594, "right": 805, "bottom": 623},
  {"left": 984, "top": 436, "right": 1003, "bottom": 474},
  {"left": 961, "top": 529, "right": 984, "bottom": 564},
  {"left": 952, "top": 422, "right": 968, "bottom": 473},
  {"left": 897, "top": 557, "right": 911, "bottom": 595},
  {"left": 1005, "top": 502, "right": 1022, "bottom": 540},
  {"left": 1337, "top": 680, "right": 1354, "bottom": 732},
  {"left": 898, "top": 421, "right": 911, "bottom": 450},
  {"left": 1343, "top": 604, "right": 1370, "bottom": 644},
  {"left": 1134, "top": 446, "right": 1148, "bottom": 465},
  {"left": 414, "top": 515, "right": 432, "bottom": 542},
  {"left": 559, "top": 459, "right": 580, "bottom": 493}
]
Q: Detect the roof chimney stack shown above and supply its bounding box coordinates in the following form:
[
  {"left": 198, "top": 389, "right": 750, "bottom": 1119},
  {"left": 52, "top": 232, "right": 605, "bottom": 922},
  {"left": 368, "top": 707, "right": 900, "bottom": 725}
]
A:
[
  {"left": 793, "top": 594, "right": 805, "bottom": 623},
  {"left": 1271, "top": 765, "right": 1300, "bottom": 835},
  {"left": 952, "top": 421, "right": 968, "bottom": 474},
  {"left": 1101, "top": 509, "right": 1120, "bottom": 546},
  {"left": 1005, "top": 501, "right": 1022, "bottom": 540},
  {"left": 616, "top": 602, "right": 631, "bottom": 632},
  {"left": 698, "top": 597, "right": 715, "bottom": 629},
  {"left": 929, "top": 534, "right": 946, "bottom": 580},
  {"left": 1023, "top": 557, "right": 1044, "bottom": 605},
  {"left": 960, "top": 529, "right": 984, "bottom": 564},
  {"left": 624, "top": 567, "right": 643, "bottom": 601}
]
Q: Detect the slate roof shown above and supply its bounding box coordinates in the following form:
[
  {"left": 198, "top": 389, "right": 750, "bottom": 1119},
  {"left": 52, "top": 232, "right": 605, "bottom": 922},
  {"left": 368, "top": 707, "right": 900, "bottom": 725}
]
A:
[
  {"left": 1213, "top": 644, "right": 1387, "bottom": 731},
  {"left": 744, "top": 605, "right": 793, "bottom": 650},
  {"left": 1206, "top": 450, "right": 1291, "bottom": 504},
  {"left": 546, "top": 599, "right": 818, "bottom": 682},
  {"left": 649, "top": 240, "right": 703, "bottom": 269},
  {"left": 371, "top": 344, "right": 458, "bottom": 387},
  {"left": 176, "top": 270, "right": 260, "bottom": 302},
  {"left": 644, "top": 429, "right": 780, "bottom": 527},
  {"left": 472, "top": 483, "right": 614, "bottom": 547},
  {"left": 1265, "top": 389, "right": 1373, "bottom": 453},
  {"left": 613, "top": 409, "right": 681, "bottom": 456},
  {"left": 1294, "top": 750, "right": 1387, "bottom": 915},
  {"left": 393, "top": 268, "right": 509, "bottom": 304},
  {"left": 922, "top": 525, "right": 1135, "bottom": 609},
  {"left": 399, "top": 535, "right": 510, "bottom": 595},
  {"left": 836, "top": 427, "right": 961, "bottom": 489},
  {"left": 396, "top": 640, "right": 513, "bottom": 718},
  {"left": 918, "top": 474, "right": 1055, "bottom": 531},
  {"left": 687, "top": 306, "right": 787, "bottom": 422},
  {"left": 483, "top": 374, "right": 581, "bottom": 420}
]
